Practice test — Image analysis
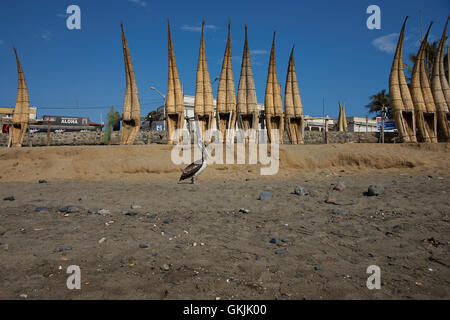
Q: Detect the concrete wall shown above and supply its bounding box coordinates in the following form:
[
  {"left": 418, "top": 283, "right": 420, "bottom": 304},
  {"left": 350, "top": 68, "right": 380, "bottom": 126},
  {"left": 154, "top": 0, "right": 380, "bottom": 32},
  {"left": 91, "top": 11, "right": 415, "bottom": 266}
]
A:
[{"left": 0, "top": 130, "right": 400, "bottom": 147}]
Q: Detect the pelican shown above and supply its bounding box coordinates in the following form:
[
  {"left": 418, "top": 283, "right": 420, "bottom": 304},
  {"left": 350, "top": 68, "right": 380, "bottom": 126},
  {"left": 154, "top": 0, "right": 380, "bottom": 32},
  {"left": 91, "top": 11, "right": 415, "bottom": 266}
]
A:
[{"left": 179, "top": 126, "right": 209, "bottom": 184}]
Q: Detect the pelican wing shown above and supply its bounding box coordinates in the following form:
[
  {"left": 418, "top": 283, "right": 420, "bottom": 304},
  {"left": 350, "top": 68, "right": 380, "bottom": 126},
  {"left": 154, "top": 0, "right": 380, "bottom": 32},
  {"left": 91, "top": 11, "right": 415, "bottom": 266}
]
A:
[{"left": 179, "top": 161, "right": 203, "bottom": 181}]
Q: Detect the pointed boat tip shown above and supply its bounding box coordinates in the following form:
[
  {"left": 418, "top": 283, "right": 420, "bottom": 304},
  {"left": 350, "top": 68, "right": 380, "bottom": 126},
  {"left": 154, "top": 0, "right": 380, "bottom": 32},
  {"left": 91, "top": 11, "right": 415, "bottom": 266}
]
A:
[{"left": 424, "top": 22, "right": 433, "bottom": 40}]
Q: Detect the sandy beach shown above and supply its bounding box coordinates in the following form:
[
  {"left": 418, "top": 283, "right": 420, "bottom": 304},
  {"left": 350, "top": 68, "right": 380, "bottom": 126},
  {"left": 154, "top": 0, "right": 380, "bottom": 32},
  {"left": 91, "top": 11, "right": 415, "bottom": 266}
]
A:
[{"left": 0, "top": 143, "right": 449, "bottom": 299}]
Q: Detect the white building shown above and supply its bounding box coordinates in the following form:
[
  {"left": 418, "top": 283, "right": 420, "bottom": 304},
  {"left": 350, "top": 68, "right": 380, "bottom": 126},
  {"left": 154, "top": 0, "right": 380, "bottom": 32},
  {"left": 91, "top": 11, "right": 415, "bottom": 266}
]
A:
[
  {"left": 347, "top": 116, "right": 378, "bottom": 132},
  {"left": 304, "top": 115, "right": 335, "bottom": 132}
]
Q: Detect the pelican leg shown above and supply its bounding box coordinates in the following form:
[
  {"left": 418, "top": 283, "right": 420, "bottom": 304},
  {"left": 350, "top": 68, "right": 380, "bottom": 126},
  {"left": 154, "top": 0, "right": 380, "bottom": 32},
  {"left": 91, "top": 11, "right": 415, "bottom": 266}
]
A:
[{"left": 191, "top": 177, "right": 196, "bottom": 184}]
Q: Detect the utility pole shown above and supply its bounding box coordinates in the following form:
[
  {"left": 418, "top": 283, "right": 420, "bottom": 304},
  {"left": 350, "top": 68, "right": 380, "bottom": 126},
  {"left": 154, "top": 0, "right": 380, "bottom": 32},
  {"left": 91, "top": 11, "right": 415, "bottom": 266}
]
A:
[
  {"left": 381, "top": 106, "right": 387, "bottom": 144},
  {"left": 366, "top": 114, "right": 368, "bottom": 133},
  {"left": 419, "top": 10, "right": 423, "bottom": 42},
  {"left": 322, "top": 98, "right": 327, "bottom": 144}
]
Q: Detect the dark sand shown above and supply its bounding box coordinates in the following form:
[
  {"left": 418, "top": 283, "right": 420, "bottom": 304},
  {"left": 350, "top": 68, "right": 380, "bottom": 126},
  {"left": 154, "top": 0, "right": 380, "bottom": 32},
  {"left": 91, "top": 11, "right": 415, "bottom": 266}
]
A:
[{"left": 0, "top": 144, "right": 449, "bottom": 299}]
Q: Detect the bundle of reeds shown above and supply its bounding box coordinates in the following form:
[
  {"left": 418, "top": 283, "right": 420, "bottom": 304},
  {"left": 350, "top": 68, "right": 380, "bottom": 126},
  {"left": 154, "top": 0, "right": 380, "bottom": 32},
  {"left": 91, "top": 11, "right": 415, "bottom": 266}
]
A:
[
  {"left": 264, "top": 32, "right": 284, "bottom": 144},
  {"left": 120, "top": 24, "right": 141, "bottom": 145},
  {"left": 166, "top": 20, "right": 185, "bottom": 145},
  {"left": 389, "top": 17, "right": 417, "bottom": 143},
  {"left": 284, "top": 46, "right": 304, "bottom": 144},
  {"left": 194, "top": 21, "right": 214, "bottom": 143},
  {"left": 236, "top": 25, "right": 259, "bottom": 140},
  {"left": 11, "top": 48, "right": 30, "bottom": 147},
  {"left": 216, "top": 22, "right": 236, "bottom": 142},
  {"left": 431, "top": 17, "right": 449, "bottom": 141},
  {"left": 410, "top": 23, "right": 437, "bottom": 143}
]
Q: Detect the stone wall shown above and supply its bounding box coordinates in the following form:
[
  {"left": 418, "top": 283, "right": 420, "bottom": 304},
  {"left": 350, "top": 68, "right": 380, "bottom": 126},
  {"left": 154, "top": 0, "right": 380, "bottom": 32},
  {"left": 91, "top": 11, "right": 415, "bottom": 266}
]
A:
[
  {"left": 0, "top": 130, "right": 398, "bottom": 147},
  {"left": 0, "top": 131, "right": 168, "bottom": 147}
]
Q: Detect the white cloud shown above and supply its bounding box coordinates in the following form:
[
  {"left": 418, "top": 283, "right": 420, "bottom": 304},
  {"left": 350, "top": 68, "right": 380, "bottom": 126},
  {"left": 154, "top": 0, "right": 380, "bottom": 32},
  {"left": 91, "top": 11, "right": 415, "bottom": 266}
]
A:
[
  {"left": 180, "top": 24, "right": 218, "bottom": 32},
  {"left": 371, "top": 33, "right": 399, "bottom": 54},
  {"left": 40, "top": 30, "right": 53, "bottom": 41},
  {"left": 128, "top": 0, "right": 147, "bottom": 7},
  {"left": 250, "top": 49, "right": 268, "bottom": 55}
]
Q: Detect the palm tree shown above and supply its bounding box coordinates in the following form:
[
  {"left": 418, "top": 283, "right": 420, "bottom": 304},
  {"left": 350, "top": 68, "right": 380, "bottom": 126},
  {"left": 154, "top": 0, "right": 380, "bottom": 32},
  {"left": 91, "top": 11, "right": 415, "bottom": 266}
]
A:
[{"left": 365, "top": 89, "right": 392, "bottom": 119}]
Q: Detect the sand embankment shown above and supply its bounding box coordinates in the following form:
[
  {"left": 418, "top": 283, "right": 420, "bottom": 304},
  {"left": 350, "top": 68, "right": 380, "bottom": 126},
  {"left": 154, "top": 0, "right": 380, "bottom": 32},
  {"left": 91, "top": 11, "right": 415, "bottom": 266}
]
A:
[{"left": 0, "top": 143, "right": 448, "bottom": 182}]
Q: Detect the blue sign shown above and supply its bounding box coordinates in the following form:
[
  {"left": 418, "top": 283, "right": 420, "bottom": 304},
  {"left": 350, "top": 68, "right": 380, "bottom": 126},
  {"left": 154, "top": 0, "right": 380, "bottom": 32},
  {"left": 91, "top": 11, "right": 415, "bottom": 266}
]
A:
[{"left": 377, "top": 117, "right": 396, "bottom": 132}]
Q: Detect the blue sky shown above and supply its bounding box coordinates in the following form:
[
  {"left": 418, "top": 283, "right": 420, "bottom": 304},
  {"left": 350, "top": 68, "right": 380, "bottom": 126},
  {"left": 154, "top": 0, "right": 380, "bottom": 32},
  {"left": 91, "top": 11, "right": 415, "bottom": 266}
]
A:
[{"left": 0, "top": 0, "right": 448, "bottom": 123}]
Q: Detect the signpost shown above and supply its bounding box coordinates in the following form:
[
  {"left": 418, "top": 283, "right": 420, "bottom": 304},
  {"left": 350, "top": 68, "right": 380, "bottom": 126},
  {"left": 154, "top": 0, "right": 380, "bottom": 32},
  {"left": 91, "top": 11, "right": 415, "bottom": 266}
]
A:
[{"left": 43, "top": 116, "right": 90, "bottom": 126}]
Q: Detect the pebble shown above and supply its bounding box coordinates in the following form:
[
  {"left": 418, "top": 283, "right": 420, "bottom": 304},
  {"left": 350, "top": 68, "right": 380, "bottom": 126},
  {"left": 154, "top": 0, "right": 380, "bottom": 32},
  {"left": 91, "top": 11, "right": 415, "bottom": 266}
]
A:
[
  {"left": 98, "top": 209, "right": 110, "bottom": 215},
  {"left": 35, "top": 207, "right": 50, "bottom": 213},
  {"left": 88, "top": 208, "right": 100, "bottom": 214},
  {"left": 239, "top": 208, "right": 249, "bottom": 214},
  {"left": 275, "top": 250, "right": 287, "bottom": 255},
  {"left": 122, "top": 211, "right": 137, "bottom": 216},
  {"left": 325, "top": 197, "right": 336, "bottom": 204},
  {"left": 98, "top": 237, "right": 107, "bottom": 244},
  {"left": 281, "top": 238, "right": 290, "bottom": 243},
  {"left": 131, "top": 204, "right": 142, "bottom": 209},
  {"left": 258, "top": 192, "right": 273, "bottom": 201},
  {"left": 314, "top": 266, "right": 321, "bottom": 271},
  {"left": 161, "top": 264, "right": 170, "bottom": 271},
  {"left": 367, "top": 185, "right": 384, "bottom": 196},
  {"left": 59, "top": 206, "right": 83, "bottom": 213},
  {"left": 3, "top": 196, "right": 15, "bottom": 201},
  {"left": 65, "top": 246, "right": 73, "bottom": 251},
  {"left": 269, "top": 238, "right": 277, "bottom": 244},
  {"left": 19, "top": 294, "right": 27, "bottom": 299},
  {"left": 333, "top": 200, "right": 357, "bottom": 206},
  {"left": 139, "top": 244, "right": 149, "bottom": 249},
  {"left": 175, "top": 244, "right": 183, "bottom": 249},
  {"left": 38, "top": 179, "right": 48, "bottom": 184},
  {"left": 163, "top": 218, "right": 174, "bottom": 224},
  {"left": 333, "top": 182, "right": 346, "bottom": 191},
  {"left": 293, "top": 186, "right": 309, "bottom": 196},
  {"left": 332, "top": 209, "right": 349, "bottom": 215}
]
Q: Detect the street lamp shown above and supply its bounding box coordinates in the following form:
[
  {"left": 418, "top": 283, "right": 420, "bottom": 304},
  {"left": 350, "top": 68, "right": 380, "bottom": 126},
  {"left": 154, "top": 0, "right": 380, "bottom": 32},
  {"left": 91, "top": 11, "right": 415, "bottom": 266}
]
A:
[{"left": 150, "top": 86, "right": 166, "bottom": 119}]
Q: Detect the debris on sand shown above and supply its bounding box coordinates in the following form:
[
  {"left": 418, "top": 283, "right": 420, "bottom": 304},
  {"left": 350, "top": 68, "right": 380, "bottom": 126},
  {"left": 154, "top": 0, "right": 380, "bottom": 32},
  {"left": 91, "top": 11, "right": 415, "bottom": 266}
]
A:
[
  {"left": 367, "top": 185, "right": 384, "bottom": 196},
  {"left": 258, "top": 192, "right": 273, "bottom": 201},
  {"left": 333, "top": 182, "right": 346, "bottom": 191},
  {"left": 294, "top": 186, "right": 309, "bottom": 196}
]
